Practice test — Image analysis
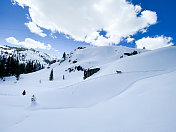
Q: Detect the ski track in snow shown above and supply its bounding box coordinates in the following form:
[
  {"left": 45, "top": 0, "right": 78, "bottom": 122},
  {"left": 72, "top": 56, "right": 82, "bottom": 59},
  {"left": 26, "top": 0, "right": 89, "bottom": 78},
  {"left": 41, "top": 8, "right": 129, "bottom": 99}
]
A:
[
  {"left": 96, "top": 69, "right": 176, "bottom": 106},
  {"left": 44, "top": 69, "right": 166, "bottom": 91},
  {"left": 30, "top": 69, "right": 175, "bottom": 111}
]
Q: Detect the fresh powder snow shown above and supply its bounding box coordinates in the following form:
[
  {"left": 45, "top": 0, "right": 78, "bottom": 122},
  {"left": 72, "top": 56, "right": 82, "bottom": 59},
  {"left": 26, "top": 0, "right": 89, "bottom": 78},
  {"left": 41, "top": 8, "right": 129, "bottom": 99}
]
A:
[{"left": 0, "top": 46, "right": 176, "bottom": 132}]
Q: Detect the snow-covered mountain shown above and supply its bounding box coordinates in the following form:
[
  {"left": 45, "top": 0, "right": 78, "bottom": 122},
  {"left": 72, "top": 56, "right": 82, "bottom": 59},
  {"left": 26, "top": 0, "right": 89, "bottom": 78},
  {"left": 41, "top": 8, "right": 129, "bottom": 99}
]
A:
[
  {"left": 0, "top": 45, "right": 176, "bottom": 132},
  {"left": 0, "top": 45, "right": 57, "bottom": 66}
]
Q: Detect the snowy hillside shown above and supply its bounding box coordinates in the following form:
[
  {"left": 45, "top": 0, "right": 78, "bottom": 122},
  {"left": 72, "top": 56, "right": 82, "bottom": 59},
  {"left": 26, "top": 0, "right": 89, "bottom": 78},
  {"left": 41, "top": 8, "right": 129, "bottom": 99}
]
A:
[
  {"left": 0, "top": 45, "right": 57, "bottom": 66},
  {"left": 0, "top": 45, "right": 176, "bottom": 132}
]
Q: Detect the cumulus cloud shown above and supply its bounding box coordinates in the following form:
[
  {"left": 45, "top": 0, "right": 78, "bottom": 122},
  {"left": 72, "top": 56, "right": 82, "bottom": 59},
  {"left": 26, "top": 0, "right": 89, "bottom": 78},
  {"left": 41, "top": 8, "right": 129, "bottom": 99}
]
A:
[
  {"left": 135, "top": 35, "right": 174, "bottom": 50},
  {"left": 5, "top": 36, "right": 19, "bottom": 44},
  {"left": 25, "top": 22, "right": 47, "bottom": 37},
  {"left": 13, "top": 0, "right": 157, "bottom": 46},
  {"left": 126, "top": 37, "right": 135, "bottom": 43},
  {"left": 6, "top": 37, "right": 51, "bottom": 50}
]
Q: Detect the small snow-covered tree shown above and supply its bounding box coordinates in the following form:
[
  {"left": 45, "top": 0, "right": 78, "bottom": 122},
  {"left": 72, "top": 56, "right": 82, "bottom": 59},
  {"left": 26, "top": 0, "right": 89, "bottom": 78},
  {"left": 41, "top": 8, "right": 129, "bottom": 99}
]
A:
[
  {"left": 31, "top": 95, "right": 37, "bottom": 105},
  {"left": 31, "top": 95, "right": 36, "bottom": 102},
  {"left": 49, "top": 69, "right": 54, "bottom": 81}
]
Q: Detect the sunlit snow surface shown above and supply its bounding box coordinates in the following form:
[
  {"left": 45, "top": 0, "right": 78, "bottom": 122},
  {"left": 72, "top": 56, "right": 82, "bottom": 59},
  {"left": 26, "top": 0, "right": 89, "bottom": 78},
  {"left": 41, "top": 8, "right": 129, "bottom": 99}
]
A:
[{"left": 0, "top": 46, "right": 176, "bottom": 132}]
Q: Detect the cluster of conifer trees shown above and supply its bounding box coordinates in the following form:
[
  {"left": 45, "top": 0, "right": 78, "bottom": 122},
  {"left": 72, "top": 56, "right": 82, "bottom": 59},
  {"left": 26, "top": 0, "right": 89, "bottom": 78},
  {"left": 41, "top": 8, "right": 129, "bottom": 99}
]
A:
[{"left": 0, "top": 56, "right": 44, "bottom": 80}]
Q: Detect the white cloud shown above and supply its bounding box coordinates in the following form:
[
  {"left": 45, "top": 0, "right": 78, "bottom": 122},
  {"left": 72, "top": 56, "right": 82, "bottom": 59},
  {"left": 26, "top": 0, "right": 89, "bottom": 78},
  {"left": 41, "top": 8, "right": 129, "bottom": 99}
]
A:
[
  {"left": 126, "top": 37, "right": 135, "bottom": 43},
  {"left": 6, "top": 37, "right": 19, "bottom": 44},
  {"left": 134, "top": 5, "right": 142, "bottom": 13},
  {"left": 13, "top": 0, "right": 157, "bottom": 46},
  {"left": 135, "top": 35, "right": 174, "bottom": 50},
  {"left": 6, "top": 37, "right": 51, "bottom": 50},
  {"left": 25, "top": 22, "right": 47, "bottom": 37}
]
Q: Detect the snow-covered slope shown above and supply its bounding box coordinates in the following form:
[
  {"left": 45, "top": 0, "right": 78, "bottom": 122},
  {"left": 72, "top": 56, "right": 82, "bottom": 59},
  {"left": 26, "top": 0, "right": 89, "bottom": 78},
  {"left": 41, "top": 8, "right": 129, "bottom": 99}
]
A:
[
  {"left": 0, "top": 45, "right": 57, "bottom": 66},
  {"left": 0, "top": 46, "right": 176, "bottom": 132}
]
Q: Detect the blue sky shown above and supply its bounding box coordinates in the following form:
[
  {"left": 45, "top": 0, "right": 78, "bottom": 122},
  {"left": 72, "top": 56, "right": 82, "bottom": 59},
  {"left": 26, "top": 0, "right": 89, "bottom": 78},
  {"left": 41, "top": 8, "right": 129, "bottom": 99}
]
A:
[
  {"left": 0, "top": 0, "right": 175, "bottom": 57},
  {"left": 119, "top": 0, "right": 176, "bottom": 48},
  {"left": 129, "top": 0, "right": 176, "bottom": 43},
  {"left": 0, "top": 0, "right": 88, "bottom": 56}
]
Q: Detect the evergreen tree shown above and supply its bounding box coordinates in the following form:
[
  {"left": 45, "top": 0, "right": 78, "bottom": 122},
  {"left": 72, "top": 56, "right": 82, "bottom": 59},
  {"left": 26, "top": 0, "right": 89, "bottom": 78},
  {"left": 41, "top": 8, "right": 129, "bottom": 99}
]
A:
[
  {"left": 0, "top": 58, "right": 5, "bottom": 79},
  {"left": 62, "top": 52, "right": 66, "bottom": 60},
  {"left": 22, "top": 90, "right": 26, "bottom": 96},
  {"left": 19, "top": 63, "right": 25, "bottom": 74},
  {"left": 0, "top": 54, "right": 45, "bottom": 78},
  {"left": 11, "top": 56, "right": 17, "bottom": 75},
  {"left": 26, "top": 61, "right": 33, "bottom": 73},
  {"left": 15, "top": 68, "right": 20, "bottom": 80},
  {"left": 49, "top": 69, "right": 54, "bottom": 81},
  {"left": 33, "top": 63, "right": 37, "bottom": 72},
  {"left": 41, "top": 64, "right": 44, "bottom": 69},
  {"left": 5, "top": 56, "right": 11, "bottom": 76}
]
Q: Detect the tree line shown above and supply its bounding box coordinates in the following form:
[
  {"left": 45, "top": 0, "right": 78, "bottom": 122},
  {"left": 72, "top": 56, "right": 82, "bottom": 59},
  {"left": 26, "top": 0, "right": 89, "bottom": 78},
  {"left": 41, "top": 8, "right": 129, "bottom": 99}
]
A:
[{"left": 0, "top": 55, "right": 44, "bottom": 80}]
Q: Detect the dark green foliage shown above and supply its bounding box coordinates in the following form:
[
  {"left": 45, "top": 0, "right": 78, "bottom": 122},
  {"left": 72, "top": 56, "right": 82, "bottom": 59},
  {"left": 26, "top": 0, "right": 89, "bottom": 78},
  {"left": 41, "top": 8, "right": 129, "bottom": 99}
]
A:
[
  {"left": 15, "top": 59, "right": 20, "bottom": 80},
  {"left": 72, "top": 60, "right": 77, "bottom": 64},
  {"left": 24, "top": 61, "right": 43, "bottom": 73},
  {"left": 76, "top": 65, "right": 83, "bottom": 71},
  {"left": 83, "top": 68, "right": 100, "bottom": 80},
  {"left": 0, "top": 55, "right": 44, "bottom": 80},
  {"left": 15, "top": 70, "right": 20, "bottom": 80},
  {"left": 132, "top": 51, "right": 138, "bottom": 55},
  {"left": 68, "top": 67, "right": 74, "bottom": 72},
  {"left": 116, "top": 70, "right": 122, "bottom": 74},
  {"left": 124, "top": 51, "right": 138, "bottom": 56},
  {"left": 124, "top": 53, "right": 131, "bottom": 56},
  {"left": 49, "top": 69, "right": 54, "bottom": 81},
  {"left": 0, "top": 58, "right": 5, "bottom": 79},
  {"left": 49, "top": 60, "right": 56, "bottom": 65},
  {"left": 62, "top": 52, "right": 66, "bottom": 60},
  {"left": 22, "top": 90, "right": 26, "bottom": 95},
  {"left": 66, "top": 65, "right": 84, "bottom": 73}
]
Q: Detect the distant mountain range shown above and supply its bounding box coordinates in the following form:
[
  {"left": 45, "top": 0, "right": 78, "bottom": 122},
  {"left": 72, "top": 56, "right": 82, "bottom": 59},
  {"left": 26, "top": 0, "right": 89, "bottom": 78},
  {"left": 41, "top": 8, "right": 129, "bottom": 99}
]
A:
[
  {"left": 0, "top": 45, "right": 57, "bottom": 66},
  {"left": 0, "top": 45, "right": 57, "bottom": 79}
]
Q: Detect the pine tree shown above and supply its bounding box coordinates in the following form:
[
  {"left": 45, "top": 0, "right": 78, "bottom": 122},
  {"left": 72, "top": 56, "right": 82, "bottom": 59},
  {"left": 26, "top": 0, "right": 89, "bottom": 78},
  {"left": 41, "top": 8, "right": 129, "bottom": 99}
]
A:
[
  {"left": 63, "top": 52, "right": 66, "bottom": 60},
  {"left": 6, "top": 56, "right": 11, "bottom": 76},
  {"left": 0, "top": 56, "right": 6, "bottom": 78},
  {"left": 41, "top": 64, "right": 44, "bottom": 69},
  {"left": 49, "top": 69, "right": 53, "bottom": 81},
  {"left": 22, "top": 90, "right": 26, "bottom": 96},
  {"left": 11, "top": 56, "right": 16, "bottom": 75},
  {"left": 15, "top": 68, "right": 20, "bottom": 80},
  {"left": 0, "top": 59, "right": 5, "bottom": 79},
  {"left": 19, "top": 63, "right": 25, "bottom": 74}
]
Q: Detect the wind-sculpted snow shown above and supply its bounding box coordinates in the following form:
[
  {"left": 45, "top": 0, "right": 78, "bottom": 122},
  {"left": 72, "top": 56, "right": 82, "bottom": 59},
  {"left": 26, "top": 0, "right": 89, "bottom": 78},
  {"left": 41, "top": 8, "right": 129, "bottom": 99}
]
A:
[
  {"left": 0, "top": 46, "right": 176, "bottom": 132},
  {"left": 36, "top": 70, "right": 167, "bottom": 109}
]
